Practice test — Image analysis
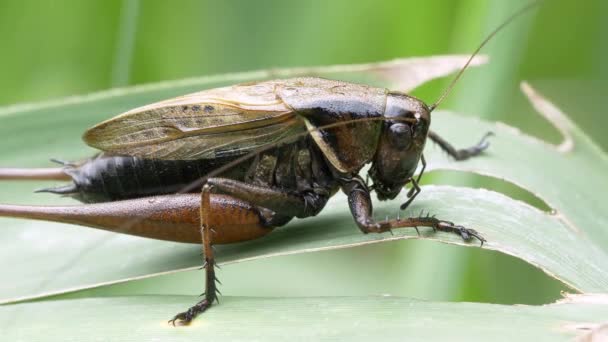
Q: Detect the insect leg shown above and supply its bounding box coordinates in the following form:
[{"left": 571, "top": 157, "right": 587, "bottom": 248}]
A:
[
  {"left": 0, "top": 167, "right": 70, "bottom": 181},
  {"left": 428, "top": 130, "right": 493, "bottom": 161},
  {"left": 405, "top": 154, "right": 426, "bottom": 202},
  {"left": 378, "top": 216, "right": 485, "bottom": 246},
  {"left": 343, "top": 179, "right": 485, "bottom": 245},
  {"left": 0, "top": 194, "right": 204, "bottom": 243},
  {"left": 400, "top": 177, "right": 421, "bottom": 211},
  {"left": 167, "top": 185, "right": 283, "bottom": 325},
  {"left": 169, "top": 184, "right": 218, "bottom": 326},
  {"left": 206, "top": 177, "right": 330, "bottom": 218}
]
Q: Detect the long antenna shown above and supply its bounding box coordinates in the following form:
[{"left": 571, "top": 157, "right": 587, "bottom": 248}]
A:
[{"left": 429, "top": 1, "right": 541, "bottom": 112}]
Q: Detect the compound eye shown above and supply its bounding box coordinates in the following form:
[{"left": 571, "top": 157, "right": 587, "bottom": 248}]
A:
[
  {"left": 389, "top": 123, "right": 412, "bottom": 149},
  {"left": 412, "top": 119, "right": 429, "bottom": 140}
]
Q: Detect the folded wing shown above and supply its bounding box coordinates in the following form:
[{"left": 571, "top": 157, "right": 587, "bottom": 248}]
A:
[{"left": 83, "top": 81, "right": 305, "bottom": 160}]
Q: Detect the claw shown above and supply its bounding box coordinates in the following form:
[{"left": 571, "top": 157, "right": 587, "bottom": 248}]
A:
[
  {"left": 168, "top": 312, "right": 190, "bottom": 326},
  {"left": 474, "top": 131, "right": 494, "bottom": 153},
  {"left": 480, "top": 131, "right": 495, "bottom": 143},
  {"left": 434, "top": 220, "right": 485, "bottom": 246},
  {"left": 467, "top": 229, "right": 487, "bottom": 247}
]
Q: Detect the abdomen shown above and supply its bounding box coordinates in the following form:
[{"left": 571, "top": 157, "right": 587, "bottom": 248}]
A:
[{"left": 57, "top": 155, "right": 250, "bottom": 203}]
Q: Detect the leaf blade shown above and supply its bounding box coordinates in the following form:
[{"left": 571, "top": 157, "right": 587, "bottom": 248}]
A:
[
  {"left": 1, "top": 60, "right": 607, "bottom": 305},
  {"left": 1, "top": 295, "right": 606, "bottom": 341}
]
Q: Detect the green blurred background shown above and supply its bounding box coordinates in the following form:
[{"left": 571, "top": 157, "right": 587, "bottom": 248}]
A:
[{"left": 0, "top": 0, "right": 605, "bottom": 305}]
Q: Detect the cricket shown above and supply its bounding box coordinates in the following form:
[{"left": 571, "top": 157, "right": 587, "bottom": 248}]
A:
[{"left": 0, "top": 2, "right": 538, "bottom": 325}]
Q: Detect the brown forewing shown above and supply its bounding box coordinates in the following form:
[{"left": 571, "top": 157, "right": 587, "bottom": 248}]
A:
[{"left": 83, "top": 80, "right": 306, "bottom": 160}]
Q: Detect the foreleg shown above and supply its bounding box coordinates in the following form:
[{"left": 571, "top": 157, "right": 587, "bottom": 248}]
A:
[{"left": 343, "top": 179, "right": 485, "bottom": 245}]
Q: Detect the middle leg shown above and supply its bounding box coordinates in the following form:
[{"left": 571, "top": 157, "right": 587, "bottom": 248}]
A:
[
  {"left": 206, "top": 177, "right": 330, "bottom": 219},
  {"left": 428, "top": 130, "right": 493, "bottom": 161}
]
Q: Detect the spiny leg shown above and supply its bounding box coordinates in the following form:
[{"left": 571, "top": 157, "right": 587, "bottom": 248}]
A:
[
  {"left": 375, "top": 214, "right": 485, "bottom": 246},
  {"left": 428, "top": 130, "right": 493, "bottom": 161},
  {"left": 344, "top": 179, "right": 485, "bottom": 246},
  {"left": 169, "top": 184, "right": 219, "bottom": 326},
  {"left": 167, "top": 186, "right": 282, "bottom": 325}
]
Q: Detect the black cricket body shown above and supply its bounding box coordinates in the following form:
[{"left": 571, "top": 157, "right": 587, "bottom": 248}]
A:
[
  {"left": 34, "top": 43, "right": 491, "bottom": 330},
  {"left": 35, "top": 77, "right": 489, "bottom": 327},
  {"left": 48, "top": 154, "right": 247, "bottom": 203},
  {"left": 1, "top": 2, "right": 541, "bottom": 326},
  {"left": 46, "top": 79, "right": 438, "bottom": 231}
]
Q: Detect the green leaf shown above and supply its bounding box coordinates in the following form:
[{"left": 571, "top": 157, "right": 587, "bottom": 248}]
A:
[
  {"left": 0, "top": 55, "right": 491, "bottom": 303},
  {"left": 428, "top": 82, "right": 608, "bottom": 252},
  {"left": 2, "top": 294, "right": 607, "bottom": 341},
  {"left": 1, "top": 56, "right": 607, "bottom": 309}
]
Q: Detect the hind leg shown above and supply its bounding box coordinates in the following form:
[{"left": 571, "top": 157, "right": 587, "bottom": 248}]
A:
[
  {"left": 0, "top": 167, "right": 70, "bottom": 181},
  {"left": 168, "top": 184, "right": 279, "bottom": 326},
  {"left": 168, "top": 184, "right": 217, "bottom": 324}
]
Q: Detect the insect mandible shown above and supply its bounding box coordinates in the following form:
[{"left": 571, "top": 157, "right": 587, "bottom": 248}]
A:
[{"left": 0, "top": 2, "right": 539, "bottom": 325}]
